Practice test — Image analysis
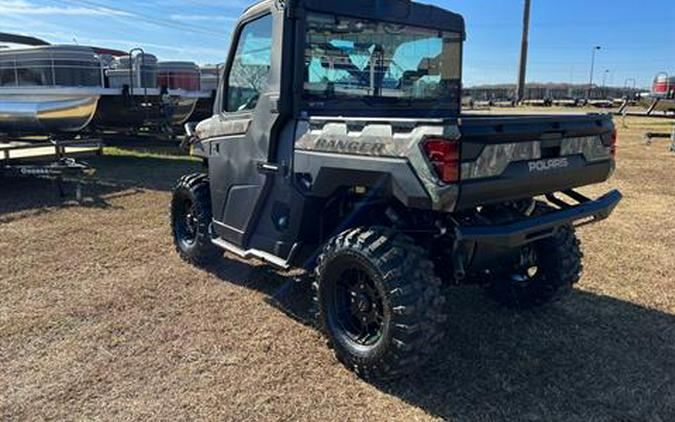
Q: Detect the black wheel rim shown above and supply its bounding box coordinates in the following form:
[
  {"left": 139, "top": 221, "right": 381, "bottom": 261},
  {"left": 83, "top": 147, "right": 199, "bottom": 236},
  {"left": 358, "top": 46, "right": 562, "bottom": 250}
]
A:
[
  {"left": 175, "top": 197, "right": 199, "bottom": 247},
  {"left": 331, "top": 265, "right": 385, "bottom": 347},
  {"left": 508, "top": 246, "right": 542, "bottom": 289}
]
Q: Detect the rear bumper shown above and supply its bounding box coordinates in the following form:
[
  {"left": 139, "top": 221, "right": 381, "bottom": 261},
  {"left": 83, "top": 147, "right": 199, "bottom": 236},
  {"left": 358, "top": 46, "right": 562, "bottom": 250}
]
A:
[{"left": 456, "top": 189, "right": 622, "bottom": 248}]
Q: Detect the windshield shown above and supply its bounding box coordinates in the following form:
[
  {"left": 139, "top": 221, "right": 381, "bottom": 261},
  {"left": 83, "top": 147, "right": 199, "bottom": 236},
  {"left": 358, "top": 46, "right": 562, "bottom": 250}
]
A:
[{"left": 304, "top": 12, "right": 462, "bottom": 108}]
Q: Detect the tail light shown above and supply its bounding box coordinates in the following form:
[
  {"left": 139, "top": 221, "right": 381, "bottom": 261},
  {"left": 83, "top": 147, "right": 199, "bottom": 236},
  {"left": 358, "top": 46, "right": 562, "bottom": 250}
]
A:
[
  {"left": 610, "top": 128, "right": 618, "bottom": 157},
  {"left": 423, "top": 137, "right": 460, "bottom": 183}
]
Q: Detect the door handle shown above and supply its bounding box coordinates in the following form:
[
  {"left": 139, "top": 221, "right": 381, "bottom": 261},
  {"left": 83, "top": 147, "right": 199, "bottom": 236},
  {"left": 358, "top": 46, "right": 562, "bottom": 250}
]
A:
[{"left": 257, "top": 162, "right": 285, "bottom": 175}]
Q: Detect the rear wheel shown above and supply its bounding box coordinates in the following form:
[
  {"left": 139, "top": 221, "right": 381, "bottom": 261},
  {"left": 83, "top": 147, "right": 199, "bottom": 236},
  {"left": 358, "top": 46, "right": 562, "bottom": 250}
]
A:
[
  {"left": 314, "top": 227, "right": 448, "bottom": 380},
  {"left": 171, "top": 174, "right": 220, "bottom": 266},
  {"left": 485, "top": 221, "right": 583, "bottom": 310}
]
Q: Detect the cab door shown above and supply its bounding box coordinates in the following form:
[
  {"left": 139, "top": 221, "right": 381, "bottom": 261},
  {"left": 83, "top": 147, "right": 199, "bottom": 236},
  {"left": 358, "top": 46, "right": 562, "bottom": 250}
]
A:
[{"left": 206, "top": 8, "right": 285, "bottom": 247}]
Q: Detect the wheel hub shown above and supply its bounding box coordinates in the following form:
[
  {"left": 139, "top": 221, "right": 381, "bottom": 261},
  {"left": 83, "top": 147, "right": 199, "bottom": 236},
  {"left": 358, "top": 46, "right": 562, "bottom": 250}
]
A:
[
  {"left": 185, "top": 209, "right": 198, "bottom": 235},
  {"left": 332, "top": 266, "right": 385, "bottom": 346},
  {"left": 510, "top": 247, "right": 540, "bottom": 286},
  {"left": 176, "top": 198, "right": 199, "bottom": 245},
  {"left": 354, "top": 293, "right": 371, "bottom": 313},
  {"left": 356, "top": 295, "right": 370, "bottom": 312}
]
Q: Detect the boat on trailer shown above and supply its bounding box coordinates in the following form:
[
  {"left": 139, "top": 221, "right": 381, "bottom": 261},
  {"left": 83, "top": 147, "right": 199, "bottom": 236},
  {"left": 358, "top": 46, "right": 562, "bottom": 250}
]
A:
[
  {"left": 638, "top": 73, "right": 675, "bottom": 115},
  {"left": 0, "top": 40, "right": 210, "bottom": 137},
  {"left": 0, "top": 45, "right": 106, "bottom": 135},
  {"left": 92, "top": 59, "right": 207, "bottom": 131}
]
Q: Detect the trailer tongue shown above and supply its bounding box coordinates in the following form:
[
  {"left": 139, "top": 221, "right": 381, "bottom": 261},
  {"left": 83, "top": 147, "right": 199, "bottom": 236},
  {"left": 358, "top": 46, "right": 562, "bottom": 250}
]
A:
[{"left": 1, "top": 138, "right": 101, "bottom": 200}]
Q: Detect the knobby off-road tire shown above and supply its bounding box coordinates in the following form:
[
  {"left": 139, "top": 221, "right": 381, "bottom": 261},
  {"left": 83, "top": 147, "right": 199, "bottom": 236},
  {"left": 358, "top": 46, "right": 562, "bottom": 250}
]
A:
[
  {"left": 314, "top": 227, "right": 448, "bottom": 380},
  {"left": 171, "top": 173, "right": 221, "bottom": 266},
  {"left": 486, "top": 204, "right": 583, "bottom": 310}
]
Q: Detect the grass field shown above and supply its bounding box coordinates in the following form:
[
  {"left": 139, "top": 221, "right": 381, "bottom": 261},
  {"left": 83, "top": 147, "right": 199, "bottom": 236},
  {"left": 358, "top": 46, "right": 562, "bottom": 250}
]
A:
[{"left": 1, "top": 113, "right": 674, "bottom": 421}]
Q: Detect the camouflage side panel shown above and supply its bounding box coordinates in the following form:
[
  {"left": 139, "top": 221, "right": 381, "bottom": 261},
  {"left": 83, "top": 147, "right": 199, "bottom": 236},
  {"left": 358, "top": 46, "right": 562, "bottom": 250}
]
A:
[
  {"left": 294, "top": 118, "right": 611, "bottom": 211},
  {"left": 462, "top": 135, "right": 610, "bottom": 180},
  {"left": 295, "top": 117, "right": 461, "bottom": 211},
  {"left": 196, "top": 115, "right": 251, "bottom": 141},
  {"left": 462, "top": 142, "right": 541, "bottom": 180},
  {"left": 560, "top": 136, "right": 612, "bottom": 163}
]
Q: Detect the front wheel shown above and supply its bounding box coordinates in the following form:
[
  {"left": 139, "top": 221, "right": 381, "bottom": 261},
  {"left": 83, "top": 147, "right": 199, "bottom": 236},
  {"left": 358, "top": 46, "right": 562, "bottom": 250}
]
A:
[
  {"left": 314, "top": 227, "right": 448, "bottom": 380},
  {"left": 170, "top": 174, "right": 221, "bottom": 266}
]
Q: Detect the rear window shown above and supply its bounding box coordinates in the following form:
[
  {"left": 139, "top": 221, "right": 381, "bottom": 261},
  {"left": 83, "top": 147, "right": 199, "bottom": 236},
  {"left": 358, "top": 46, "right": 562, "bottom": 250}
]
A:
[{"left": 303, "top": 12, "right": 461, "bottom": 107}]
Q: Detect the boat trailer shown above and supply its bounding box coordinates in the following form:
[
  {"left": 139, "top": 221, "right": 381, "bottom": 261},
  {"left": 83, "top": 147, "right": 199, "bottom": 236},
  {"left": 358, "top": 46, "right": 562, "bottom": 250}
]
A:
[
  {"left": 1, "top": 138, "right": 102, "bottom": 201},
  {"left": 644, "top": 124, "right": 675, "bottom": 153}
]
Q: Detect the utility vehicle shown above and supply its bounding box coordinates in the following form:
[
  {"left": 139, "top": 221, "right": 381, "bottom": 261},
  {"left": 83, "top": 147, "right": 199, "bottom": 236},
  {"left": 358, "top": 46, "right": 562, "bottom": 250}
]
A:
[{"left": 171, "top": 0, "right": 622, "bottom": 379}]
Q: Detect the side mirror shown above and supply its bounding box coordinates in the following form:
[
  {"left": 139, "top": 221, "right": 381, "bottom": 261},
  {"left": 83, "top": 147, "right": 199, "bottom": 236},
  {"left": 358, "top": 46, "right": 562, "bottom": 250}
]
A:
[
  {"left": 184, "top": 122, "right": 197, "bottom": 137},
  {"left": 181, "top": 122, "right": 200, "bottom": 152}
]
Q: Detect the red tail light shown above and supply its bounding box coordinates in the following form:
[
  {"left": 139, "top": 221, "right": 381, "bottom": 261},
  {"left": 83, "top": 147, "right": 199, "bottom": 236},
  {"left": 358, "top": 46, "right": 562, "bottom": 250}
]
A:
[
  {"left": 423, "top": 137, "right": 460, "bottom": 183},
  {"left": 610, "top": 128, "right": 618, "bottom": 157}
]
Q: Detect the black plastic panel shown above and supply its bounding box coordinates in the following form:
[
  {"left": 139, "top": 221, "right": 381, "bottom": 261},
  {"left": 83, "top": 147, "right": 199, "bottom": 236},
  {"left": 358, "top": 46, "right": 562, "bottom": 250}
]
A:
[{"left": 457, "top": 158, "right": 613, "bottom": 210}]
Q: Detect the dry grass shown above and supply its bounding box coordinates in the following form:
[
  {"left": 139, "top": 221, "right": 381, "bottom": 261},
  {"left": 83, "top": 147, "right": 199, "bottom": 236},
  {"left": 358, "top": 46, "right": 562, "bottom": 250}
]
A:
[{"left": 1, "top": 113, "right": 674, "bottom": 421}]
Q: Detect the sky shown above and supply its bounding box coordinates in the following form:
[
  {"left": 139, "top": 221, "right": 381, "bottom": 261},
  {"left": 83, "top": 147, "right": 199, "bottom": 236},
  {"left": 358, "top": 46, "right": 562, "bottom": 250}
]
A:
[{"left": 0, "top": 0, "right": 673, "bottom": 88}]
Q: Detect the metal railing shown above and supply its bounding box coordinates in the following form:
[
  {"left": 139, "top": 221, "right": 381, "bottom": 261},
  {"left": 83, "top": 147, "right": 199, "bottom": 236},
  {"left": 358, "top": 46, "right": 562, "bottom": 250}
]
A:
[
  {"left": 0, "top": 48, "right": 107, "bottom": 88},
  {"left": 127, "top": 48, "right": 147, "bottom": 96}
]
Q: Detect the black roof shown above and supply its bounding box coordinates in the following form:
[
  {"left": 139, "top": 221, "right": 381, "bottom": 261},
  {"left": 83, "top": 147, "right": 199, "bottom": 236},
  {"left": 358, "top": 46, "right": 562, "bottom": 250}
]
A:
[
  {"left": 297, "top": 0, "right": 465, "bottom": 34},
  {"left": 243, "top": 0, "right": 465, "bottom": 35}
]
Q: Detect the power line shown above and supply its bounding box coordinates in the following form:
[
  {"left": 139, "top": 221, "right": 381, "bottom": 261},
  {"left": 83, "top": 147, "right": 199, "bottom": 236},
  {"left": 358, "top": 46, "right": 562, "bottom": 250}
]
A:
[
  {"left": 59, "top": 0, "right": 227, "bottom": 38},
  {"left": 178, "top": 0, "right": 248, "bottom": 9}
]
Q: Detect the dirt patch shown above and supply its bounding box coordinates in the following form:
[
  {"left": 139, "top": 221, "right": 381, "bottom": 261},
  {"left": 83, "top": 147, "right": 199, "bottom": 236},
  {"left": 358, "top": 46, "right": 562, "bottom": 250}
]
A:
[{"left": 1, "top": 115, "right": 674, "bottom": 421}]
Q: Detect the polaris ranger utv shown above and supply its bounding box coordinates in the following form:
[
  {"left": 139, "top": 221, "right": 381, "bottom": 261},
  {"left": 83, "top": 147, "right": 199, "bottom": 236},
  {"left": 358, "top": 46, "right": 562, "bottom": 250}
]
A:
[{"left": 171, "top": 0, "right": 622, "bottom": 379}]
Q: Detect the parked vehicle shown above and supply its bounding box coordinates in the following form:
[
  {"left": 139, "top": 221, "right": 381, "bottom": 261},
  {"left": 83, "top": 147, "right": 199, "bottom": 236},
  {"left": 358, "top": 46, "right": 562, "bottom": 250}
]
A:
[{"left": 171, "top": 0, "right": 622, "bottom": 380}]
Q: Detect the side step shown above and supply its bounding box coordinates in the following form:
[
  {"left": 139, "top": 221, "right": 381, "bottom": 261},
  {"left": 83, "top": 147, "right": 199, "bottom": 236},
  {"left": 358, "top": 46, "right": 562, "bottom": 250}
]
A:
[{"left": 211, "top": 237, "right": 291, "bottom": 270}]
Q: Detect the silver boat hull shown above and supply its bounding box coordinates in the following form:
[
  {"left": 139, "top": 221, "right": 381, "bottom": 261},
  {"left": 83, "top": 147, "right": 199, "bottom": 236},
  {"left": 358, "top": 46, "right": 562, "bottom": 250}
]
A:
[
  {"left": 0, "top": 92, "right": 100, "bottom": 134},
  {"left": 0, "top": 87, "right": 207, "bottom": 134}
]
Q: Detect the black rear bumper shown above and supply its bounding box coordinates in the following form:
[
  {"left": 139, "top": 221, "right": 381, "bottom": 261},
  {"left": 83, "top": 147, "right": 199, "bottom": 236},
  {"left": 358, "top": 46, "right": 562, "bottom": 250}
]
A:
[{"left": 456, "top": 189, "right": 622, "bottom": 248}]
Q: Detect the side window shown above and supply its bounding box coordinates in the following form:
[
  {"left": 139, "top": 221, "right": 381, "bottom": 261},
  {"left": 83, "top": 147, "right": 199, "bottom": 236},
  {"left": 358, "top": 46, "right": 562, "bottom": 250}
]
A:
[{"left": 225, "top": 14, "right": 273, "bottom": 113}]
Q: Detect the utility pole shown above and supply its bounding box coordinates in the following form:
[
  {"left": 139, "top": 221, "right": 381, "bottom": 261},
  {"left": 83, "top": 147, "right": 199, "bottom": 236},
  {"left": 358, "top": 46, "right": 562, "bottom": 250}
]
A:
[
  {"left": 624, "top": 78, "right": 637, "bottom": 100},
  {"left": 602, "top": 69, "right": 610, "bottom": 98},
  {"left": 516, "top": 0, "right": 532, "bottom": 103},
  {"left": 588, "top": 46, "right": 601, "bottom": 99}
]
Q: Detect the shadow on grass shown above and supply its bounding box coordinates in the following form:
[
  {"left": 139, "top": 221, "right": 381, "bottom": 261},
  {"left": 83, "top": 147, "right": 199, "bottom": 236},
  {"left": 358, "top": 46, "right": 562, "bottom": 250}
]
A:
[
  {"left": 86, "top": 154, "right": 201, "bottom": 192},
  {"left": 204, "top": 257, "right": 675, "bottom": 422},
  {"left": 1, "top": 152, "right": 201, "bottom": 219},
  {"left": 0, "top": 178, "right": 124, "bottom": 222}
]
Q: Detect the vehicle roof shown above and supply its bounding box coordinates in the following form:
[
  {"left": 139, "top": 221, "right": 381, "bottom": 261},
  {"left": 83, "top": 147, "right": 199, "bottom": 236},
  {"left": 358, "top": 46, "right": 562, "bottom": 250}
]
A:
[{"left": 241, "top": 0, "right": 465, "bottom": 35}]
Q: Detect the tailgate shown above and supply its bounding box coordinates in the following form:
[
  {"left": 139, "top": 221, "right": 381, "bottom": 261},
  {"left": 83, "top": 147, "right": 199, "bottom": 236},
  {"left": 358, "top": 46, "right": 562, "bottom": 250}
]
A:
[{"left": 456, "top": 114, "right": 615, "bottom": 210}]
